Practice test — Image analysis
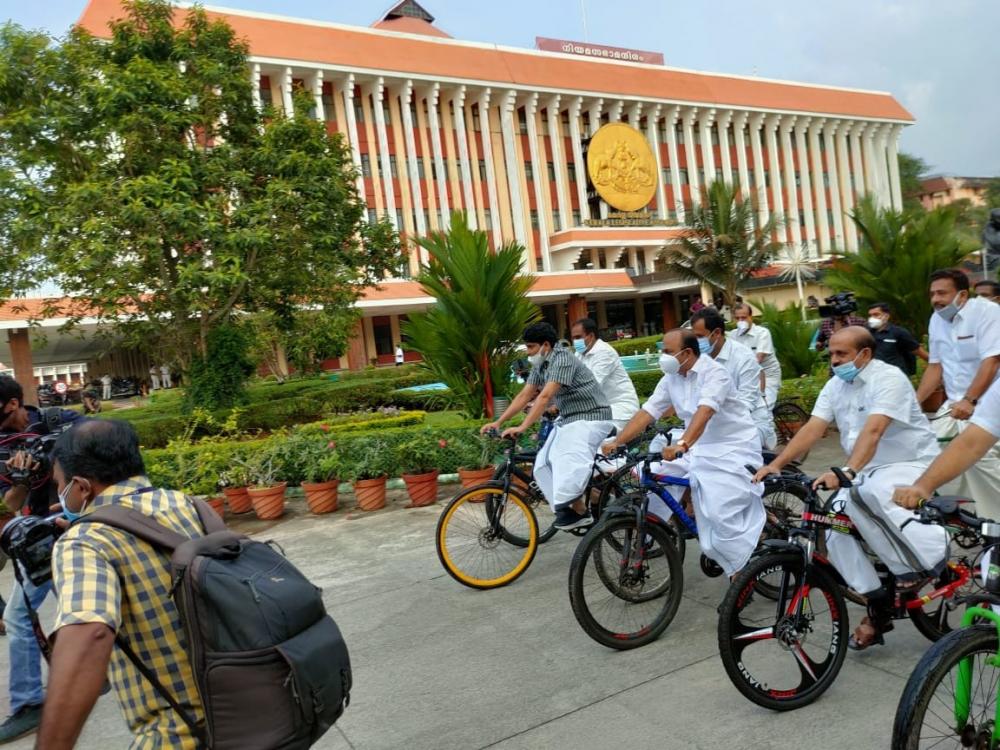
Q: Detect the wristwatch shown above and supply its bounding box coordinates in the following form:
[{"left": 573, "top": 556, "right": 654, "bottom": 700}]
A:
[
  {"left": 839, "top": 466, "right": 857, "bottom": 480},
  {"left": 675, "top": 438, "right": 688, "bottom": 450},
  {"left": 963, "top": 394, "right": 979, "bottom": 406}
]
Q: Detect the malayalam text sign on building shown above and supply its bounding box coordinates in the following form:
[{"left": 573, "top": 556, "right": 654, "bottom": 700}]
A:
[{"left": 535, "top": 36, "right": 664, "bottom": 65}]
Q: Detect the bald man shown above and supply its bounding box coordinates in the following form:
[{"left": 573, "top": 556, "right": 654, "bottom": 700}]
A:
[{"left": 757, "top": 327, "right": 946, "bottom": 650}]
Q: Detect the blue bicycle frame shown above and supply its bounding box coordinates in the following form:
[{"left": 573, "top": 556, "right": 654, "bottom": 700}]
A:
[{"left": 636, "top": 458, "right": 697, "bottom": 537}]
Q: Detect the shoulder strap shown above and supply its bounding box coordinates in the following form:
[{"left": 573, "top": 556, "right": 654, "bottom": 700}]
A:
[
  {"left": 81, "top": 497, "right": 227, "bottom": 549},
  {"left": 192, "top": 498, "right": 226, "bottom": 534}
]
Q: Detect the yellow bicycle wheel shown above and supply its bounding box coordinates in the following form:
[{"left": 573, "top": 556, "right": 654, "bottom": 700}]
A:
[{"left": 436, "top": 483, "right": 539, "bottom": 589}]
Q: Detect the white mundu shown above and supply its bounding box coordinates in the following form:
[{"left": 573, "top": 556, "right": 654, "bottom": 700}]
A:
[
  {"left": 927, "top": 295, "right": 1000, "bottom": 516},
  {"left": 715, "top": 339, "right": 777, "bottom": 450},
  {"left": 812, "top": 359, "right": 947, "bottom": 594},
  {"left": 578, "top": 337, "right": 640, "bottom": 429},
  {"left": 642, "top": 354, "right": 765, "bottom": 577}
]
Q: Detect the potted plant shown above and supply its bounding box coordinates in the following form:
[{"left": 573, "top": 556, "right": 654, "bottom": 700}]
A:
[
  {"left": 395, "top": 433, "right": 444, "bottom": 507},
  {"left": 301, "top": 441, "right": 342, "bottom": 515},
  {"left": 245, "top": 447, "right": 287, "bottom": 520},
  {"left": 219, "top": 461, "right": 254, "bottom": 514},
  {"left": 457, "top": 432, "right": 497, "bottom": 489},
  {"left": 343, "top": 438, "right": 391, "bottom": 511}
]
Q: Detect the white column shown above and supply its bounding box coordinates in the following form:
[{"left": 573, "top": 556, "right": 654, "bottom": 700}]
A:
[
  {"left": 338, "top": 74, "right": 366, "bottom": 207},
  {"left": 717, "top": 110, "right": 734, "bottom": 185},
  {"left": 525, "top": 93, "right": 551, "bottom": 271},
  {"left": 823, "top": 121, "right": 846, "bottom": 249},
  {"left": 861, "top": 124, "right": 878, "bottom": 199},
  {"left": 587, "top": 98, "right": 606, "bottom": 218},
  {"left": 500, "top": 89, "right": 528, "bottom": 249},
  {"left": 748, "top": 112, "right": 769, "bottom": 223},
  {"left": 665, "top": 105, "right": 686, "bottom": 223},
  {"left": 698, "top": 108, "right": 717, "bottom": 186},
  {"left": 546, "top": 96, "right": 570, "bottom": 231},
  {"left": 451, "top": 86, "right": 477, "bottom": 227},
  {"left": 808, "top": 119, "right": 830, "bottom": 254},
  {"left": 779, "top": 117, "right": 801, "bottom": 247},
  {"left": 682, "top": 107, "right": 701, "bottom": 204},
  {"left": 367, "top": 78, "right": 397, "bottom": 230},
  {"left": 400, "top": 81, "right": 426, "bottom": 238},
  {"left": 794, "top": 118, "right": 817, "bottom": 252},
  {"left": 887, "top": 124, "right": 903, "bottom": 211},
  {"left": 732, "top": 111, "right": 750, "bottom": 199},
  {"left": 875, "top": 125, "right": 893, "bottom": 208},
  {"left": 477, "top": 89, "right": 502, "bottom": 246},
  {"left": 425, "top": 83, "right": 450, "bottom": 229},
  {"left": 607, "top": 99, "right": 624, "bottom": 122},
  {"left": 646, "top": 104, "right": 668, "bottom": 220},
  {"left": 849, "top": 123, "right": 866, "bottom": 201},
  {"left": 568, "top": 96, "right": 590, "bottom": 222},
  {"left": 311, "top": 70, "right": 325, "bottom": 122},
  {"left": 764, "top": 114, "right": 784, "bottom": 233},
  {"left": 251, "top": 63, "right": 262, "bottom": 111},
  {"left": 627, "top": 102, "right": 642, "bottom": 127},
  {"left": 281, "top": 66, "right": 294, "bottom": 116},
  {"left": 835, "top": 122, "right": 858, "bottom": 251}
]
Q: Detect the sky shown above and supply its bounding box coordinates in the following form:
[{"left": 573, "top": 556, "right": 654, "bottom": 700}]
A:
[{"left": 5, "top": 0, "right": 999, "bottom": 177}]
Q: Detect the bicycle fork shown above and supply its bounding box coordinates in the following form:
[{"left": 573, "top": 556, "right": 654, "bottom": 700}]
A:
[{"left": 954, "top": 607, "right": 1000, "bottom": 740}]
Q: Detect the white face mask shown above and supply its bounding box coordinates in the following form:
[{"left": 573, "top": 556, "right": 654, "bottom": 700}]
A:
[
  {"left": 659, "top": 353, "right": 681, "bottom": 375},
  {"left": 936, "top": 293, "right": 966, "bottom": 323},
  {"left": 868, "top": 316, "right": 885, "bottom": 330},
  {"left": 736, "top": 320, "right": 750, "bottom": 333},
  {"left": 527, "top": 346, "right": 549, "bottom": 368}
]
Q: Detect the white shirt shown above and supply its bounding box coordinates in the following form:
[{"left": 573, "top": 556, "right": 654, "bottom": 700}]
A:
[
  {"left": 100, "top": 375, "right": 111, "bottom": 386},
  {"left": 160, "top": 365, "right": 169, "bottom": 375},
  {"left": 811, "top": 358, "right": 939, "bottom": 469},
  {"left": 970, "top": 377, "right": 1000, "bottom": 439},
  {"left": 579, "top": 338, "right": 640, "bottom": 422},
  {"left": 642, "top": 354, "right": 758, "bottom": 452},
  {"left": 728, "top": 323, "right": 782, "bottom": 386},
  {"left": 395, "top": 347, "right": 404, "bottom": 363},
  {"left": 928, "top": 296, "right": 1000, "bottom": 401},
  {"left": 715, "top": 339, "right": 773, "bottom": 437}
]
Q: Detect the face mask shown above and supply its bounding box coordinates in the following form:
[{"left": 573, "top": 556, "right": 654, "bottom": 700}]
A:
[
  {"left": 867, "top": 317, "right": 885, "bottom": 330},
  {"left": 573, "top": 338, "right": 586, "bottom": 354},
  {"left": 527, "top": 346, "right": 549, "bottom": 369},
  {"left": 659, "top": 353, "right": 681, "bottom": 375},
  {"left": 832, "top": 354, "right": 864, "bottom": 383},
  {"left": 697, "top": 336, "right": 712, "bottom": 355},
  {"left": 59, "top": 479, "right": 85, "bottom": 522},
  {"left": 936, "top": 293, "right": 966, "bottom": 323},
  {"left": 736, "top": 321, "right": 749, "bottom": 333}
]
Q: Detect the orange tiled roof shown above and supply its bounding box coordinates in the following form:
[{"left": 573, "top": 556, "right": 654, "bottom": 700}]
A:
[
  {"left": 0, "top": 297, "right": 97, "bottom": 322},
  {"left": 361, "top": 270, "right": 636, "bottom": 302},
  {"left": 76, "top": 0, "right": 913, "bottom": 122}
]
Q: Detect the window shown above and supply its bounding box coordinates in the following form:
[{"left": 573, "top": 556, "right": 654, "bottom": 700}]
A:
[
  {"left": 727, "top": 129, "right": 736, "bottom": 147},
  {"left": 524, "top": 161, "right": 534, "bottom": 181},
  {"left": 389, "top": 154, "right": 399, "bottom": 179},
  {"left": 367, "top": 208, "right": 377, "bottom": 224},
  {"left": 711, "top": 127, "right": 720, "bottom": 146},
  {"left": 699, "top": 168, "right": 706, "bottom": 185},
  {"left": 678, "top": 168, "right": 689, "bottom": 185},
  {"left": 567, "top": 163, "right": 577, "bottom": 182},
  {"left": 823, "top": 172, "right": 830, "bottom": 187},
  {"left": 394, "top": 209, "right": 404, "bottom": 228},
  {"left": 396, "top": 257, "right": 411, "bottom": 279},
  {"left": 518, "top": 109, "right": 528, "bottom": 134},
  {"left": 661, "top": 167, "right": 672, "bottom": 185},
  {"left": 416, "top": 157, "right": 426, "bottom": 180},
  {"left": 561, "top": 111, "right": 570, "bottom": 127},
  {"left": 382, "top": 102, "right": 391, "bottom": 124},
  {"left": 799, "top": 210, "right": 806, "bottom": 226},
  {"left": 555, "top": 212, "right": 564, "bottom": 231},
  {"left": 259, "top": 83, "right": 273, "bottom": 107},
  {"left": 478, "top": 159, "right": 487, "bottom": 181},
  {"left": 530, "top": 210, "right": 539, "bottom": 229},
  {"left": 360, "top": 153, "right": 372, "bottom": 178},
  {"left": 430, "top": 161, "right": 438, "bottom": 181},
  {"left": 827, "top": 209, "right": 834, "bottom": 225},
  {"left": 819, "top": 135, "right": 826, "bottom": 151},
  {"left": 547, "top": 162, "right": 556, "bottom": 181},
  {"left": 572, "top": 209, "right": 581, "bottom": 225},
  {"left": 483, "top": 208, "right": 493, "bottom": 230},
  {"left": 320, "top": 89, "right": 335, "bottom": 120},
  {"left": 354, "top": 100, "right": 364, "bottom": 124},
  {"left": 472, "top": 108, "right": 481, "bottom": 132},
  {"left": 747, "top": 168, "right": 755, "bottom": 185},
  {"left": 675, "top": 125, "right": 684, "bottom": 145},
  {"left": 423, "top": 209, "right": 431, "bottom": 228},
  {"left": 764, "top": 170, "right": 770, "bottom": 187},
  {"left": 795, "top": 171, "right": 801, "bottom": 187},
  {"left": 658, "top": 122, "right": 668, "bottom": 143}
]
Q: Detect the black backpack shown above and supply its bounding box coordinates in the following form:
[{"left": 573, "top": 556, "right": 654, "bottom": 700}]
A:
[{"left": 83, "top": 498, "right": 351, "bottom": 749}]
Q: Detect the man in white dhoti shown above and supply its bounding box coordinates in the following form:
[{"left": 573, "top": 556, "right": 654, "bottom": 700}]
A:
[
  {"left": 915, "top": 268, "right": 1000, "bottom": 518},
  {"left": 757, "top": 327, "right": 947, "bottom": 650},
  {"left": 691, "top": 308, "right": 776, "bottom": 451},
  {"left": 570, "top": 318, "right": 640, "bottom": 432},
  {"left": 481, "top": 322, "right": 613, "bottom": 531},
  {"left": 604, "top": 329, "right": 766, "bottom": 578}
]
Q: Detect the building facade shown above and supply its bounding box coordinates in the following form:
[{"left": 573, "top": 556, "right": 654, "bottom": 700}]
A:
[
  {"left": 918, "top": 175, "right": 992, "bottom": 210},
  {"left": 78, "top": 0, "right": 913, "bottom": 369}
]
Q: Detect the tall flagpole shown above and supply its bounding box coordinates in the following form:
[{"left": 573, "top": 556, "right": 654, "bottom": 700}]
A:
[{"left": 580, "top": 0, "right": 590, "bottom": 41}]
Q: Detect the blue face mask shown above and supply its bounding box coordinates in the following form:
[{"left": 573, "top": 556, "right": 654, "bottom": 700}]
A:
[
  {"left": 573, "top": 338, "right": 586, "bottom": 354},
  {"left": 697, "top": 336, "right": 712, "bottom": 355},
  {"left": 832, "top": 354, "right": 863, "bottom": 383},
  {"left": 59, "top": 479, "right": 84, "bottom": 522}
]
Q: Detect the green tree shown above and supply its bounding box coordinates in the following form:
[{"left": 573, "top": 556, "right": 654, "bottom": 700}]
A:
[
  {"left": 898, "top": 151, "right": 931, "bottom": 212},
  {"left": 403, "top": 213, "right": 539, "bottom": 418},
  {"left": 984, "top": 177, "right": 1000, "bottom": 210},
  {"left": 185, "top": 324, "right": 254, "bottom": 409},
  {"left": 824, "top": 196, "right": 973, "bottom": 339},
  {"left": 751, "top": 300, "right": 820, "bottom": 378},
  {"left": 245, "top": 307, "right": 359, "bottom": 382},
  {"left": 0, "top": 2, "right": 399, "bottom": 364},
  {"left": 658, "top": 179, "right": 783, "bottom": 308}
]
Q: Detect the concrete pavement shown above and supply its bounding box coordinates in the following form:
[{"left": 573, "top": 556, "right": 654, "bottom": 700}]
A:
[{"left": 0, "top": 435, "right": 927, "bottom": 749}]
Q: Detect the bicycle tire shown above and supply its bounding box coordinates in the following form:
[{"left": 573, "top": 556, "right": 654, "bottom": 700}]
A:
[
  {"left": 892, "top": 624, "right": 1000, "bottom": 750},
  {"left": 436, "top": 484, "right": 539, "bottom": 590},
  {"left": 718, "top": 551, "right": 849, "bottom": 711},
  {"left": 568, "top": 514, "right": 684, "bottom": 650},
  {"left": 509, "top": 460, "right": 558, "bottom": 544},
  {"left": 755, "top": 482, "right": 810, "bottom": 600}
]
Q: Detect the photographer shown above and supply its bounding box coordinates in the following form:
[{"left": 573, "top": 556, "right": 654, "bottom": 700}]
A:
[
  {"left": 0, "top": 375, "right": 80, "bottom": 743},
  {"left": 815, "top": 292, "right": 867, "bottom": 351}
]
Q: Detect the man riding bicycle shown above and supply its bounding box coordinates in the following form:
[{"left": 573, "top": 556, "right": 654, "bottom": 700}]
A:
[
  {"left": 481, "top": 322, "right": 613, "bottom": 531},
  {"left": 756, "top": 327, "right": 948, "bottom": 649}
]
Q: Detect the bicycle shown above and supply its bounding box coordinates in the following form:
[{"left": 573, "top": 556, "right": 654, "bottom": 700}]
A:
[
  {"left": 891, "top": 497, "right": 1000, "bottom": 749},
  {"left": 772, "top": 396, "right": 811, "bottom": 450},
  {"left": 717, "top": 468, "right": 974, "bottom": 711},
  {"left": 435, "top": 429, "right": 647, "bottom": 590},
  {"left": 567, "top": 449, "right": 806, "bottom": 650}
]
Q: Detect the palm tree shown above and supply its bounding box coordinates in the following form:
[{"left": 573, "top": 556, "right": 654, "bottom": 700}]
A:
[
  {"left": 659, "top": 179, "right": 784, "bottom": 308},
  {"left": 402, "top": 213, "right": 540, "bottom": 418},
  {"left": 824, "top": 196, "right": 974, "bottom": 339}
]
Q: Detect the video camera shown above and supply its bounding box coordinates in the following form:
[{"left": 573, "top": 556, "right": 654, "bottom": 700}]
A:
[
  {"left": 0, "top": 408, "right": 72, "bottom": 488},
  {"left": 0, "top": 515, "right": 62, "bottom": 586},
  {"left": 818, "top": 292, "right": 858, "bottom": 319}
]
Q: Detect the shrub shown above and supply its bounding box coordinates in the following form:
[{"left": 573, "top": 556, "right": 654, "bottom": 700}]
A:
[
  {"left": 777, "top": 374, "right": 827, "bottom": 412},
  {"left": 628, "top": 370, "right": 662, "bottom": 398},
  {"left": 752, "top": 300, "right": 821, "bottom": 378},
  {"left": 395, "top": 432, "right": 450, "bottom": 475},
  {"left": 185, "top": 324, "right": 255, "bottom": 411},
  {"left": 339, "top": 437, "right": 395, "bottom": 481}
]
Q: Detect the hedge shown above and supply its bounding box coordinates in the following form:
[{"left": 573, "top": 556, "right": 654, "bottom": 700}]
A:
[{"left": 607, "top": 335, "right": 663, "bottom": 356}]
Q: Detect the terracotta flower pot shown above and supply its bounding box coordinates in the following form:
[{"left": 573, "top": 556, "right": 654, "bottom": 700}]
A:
[
  {"left": 402, "top": 470, "right": 439, "bottom": 507},
  {"left": 302, "top": 479, "right": 339, "bottom": 514},
  {"left": 248, "top": 482, "right": 287, "bottom": 520},
  {"left": 353, "top": 476, "right": 387, "bottom": 511},
  {"left": 222, "top": 486, "right": 253, "bottom": 514},
  {"left": 206, "top": 496, "right": 226, "bottom": 519},
  {"left": 458, "top": 466, "right": 495, "bottom": 490}
]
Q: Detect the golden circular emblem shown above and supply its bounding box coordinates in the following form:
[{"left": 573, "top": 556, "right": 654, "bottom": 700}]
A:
[{"left": 587, "top": 123, "right": 658, "bottom": 212}]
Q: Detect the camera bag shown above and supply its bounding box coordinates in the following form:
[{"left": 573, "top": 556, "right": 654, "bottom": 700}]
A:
[{"left": 81, "top": 499, "right": 351, "bottom": 749}]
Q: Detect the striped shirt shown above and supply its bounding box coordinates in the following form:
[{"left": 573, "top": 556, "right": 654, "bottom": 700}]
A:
[
  {"left": 52, "top": 476, "right": 205, "bottom": 750},
  {"left": 528, "top": 346, "right": 611, "bottom": 423}
]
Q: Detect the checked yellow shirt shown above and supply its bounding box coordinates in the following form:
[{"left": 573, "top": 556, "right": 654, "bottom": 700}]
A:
[{"left": 52, "top": 476, "right": 206, "bottom": 750}]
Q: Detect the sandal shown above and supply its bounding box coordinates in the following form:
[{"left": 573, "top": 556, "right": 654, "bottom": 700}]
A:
[{"left": 848, "top": 616, "right": 887, "bottom": 651}]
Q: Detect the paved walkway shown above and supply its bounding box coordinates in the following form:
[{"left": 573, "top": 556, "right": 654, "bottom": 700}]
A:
[{"left": 1, "top": 435, "right": 930, "bottom": 749}]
